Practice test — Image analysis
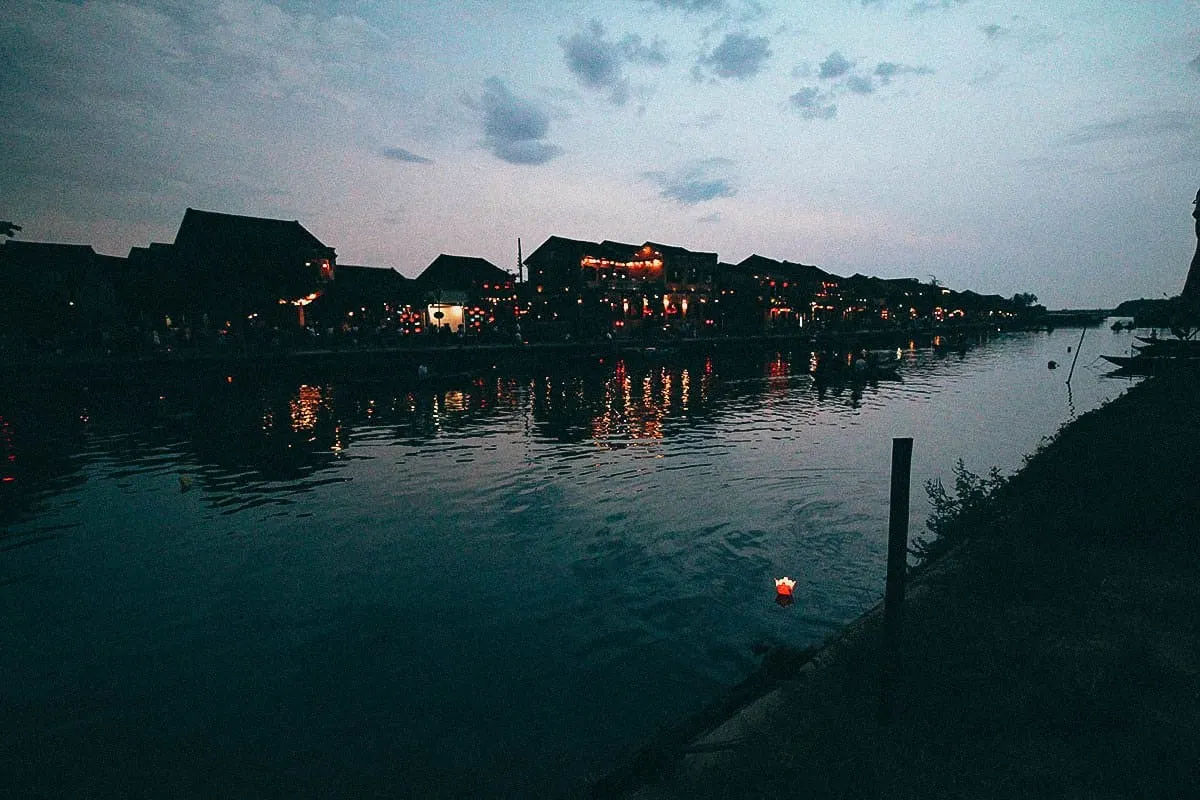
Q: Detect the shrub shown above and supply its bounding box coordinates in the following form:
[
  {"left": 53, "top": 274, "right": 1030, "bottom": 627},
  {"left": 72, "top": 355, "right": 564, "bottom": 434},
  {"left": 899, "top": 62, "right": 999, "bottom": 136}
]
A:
[{"left": 910, "top": 459, "right": 1006, "bottom": 564}]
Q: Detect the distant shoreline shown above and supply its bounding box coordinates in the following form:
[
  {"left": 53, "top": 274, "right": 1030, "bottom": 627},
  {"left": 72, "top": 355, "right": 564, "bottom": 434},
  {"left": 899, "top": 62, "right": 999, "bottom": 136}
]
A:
[{"left": 1, "top": 318, "right": 1104, "bottom": 388}]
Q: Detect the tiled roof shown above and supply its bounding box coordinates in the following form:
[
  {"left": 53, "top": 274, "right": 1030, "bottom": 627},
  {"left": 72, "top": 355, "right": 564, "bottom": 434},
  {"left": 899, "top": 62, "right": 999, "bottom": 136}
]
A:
[
  {"left": 736, "top": 254, "right": 832, "bottom": 283},
  {"left": 417, "top": 254, "right": 511, "bottom": 288},
  {"left": 0, "top": 241, "right": 99, "bottom": 273},
  {"left": 172, "top": 208, "right": 334, "bottom": 256},
  {"left": 335, "top": 264, "right": 410, "bottom": 293},
  {"left": 646, "top": 241, "right": 718, "bottom": 260}
]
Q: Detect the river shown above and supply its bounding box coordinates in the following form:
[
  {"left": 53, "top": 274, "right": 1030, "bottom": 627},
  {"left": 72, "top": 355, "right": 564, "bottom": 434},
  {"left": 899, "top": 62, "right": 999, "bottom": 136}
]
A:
[{"left": 0, "top": 325, "right": 1143, "bottom": 798}]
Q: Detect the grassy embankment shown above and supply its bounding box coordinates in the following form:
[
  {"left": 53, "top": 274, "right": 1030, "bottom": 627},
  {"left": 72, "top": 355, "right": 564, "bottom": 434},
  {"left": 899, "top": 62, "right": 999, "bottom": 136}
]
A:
[{"left": 610, "top": 369, "right": 1200, "bottom": 799}]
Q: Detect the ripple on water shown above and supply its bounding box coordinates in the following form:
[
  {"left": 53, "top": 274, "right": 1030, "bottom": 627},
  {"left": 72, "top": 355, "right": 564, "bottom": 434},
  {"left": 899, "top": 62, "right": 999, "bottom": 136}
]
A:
[{"left": 0, "top": 329, "right": 1144, "bottom": 798}]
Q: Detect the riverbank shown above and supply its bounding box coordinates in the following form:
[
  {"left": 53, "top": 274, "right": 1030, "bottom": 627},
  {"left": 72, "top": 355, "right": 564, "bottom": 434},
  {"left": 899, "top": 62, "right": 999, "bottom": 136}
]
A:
[{"left": 598, "top": 368, "right": 1200, "bottom": 799}]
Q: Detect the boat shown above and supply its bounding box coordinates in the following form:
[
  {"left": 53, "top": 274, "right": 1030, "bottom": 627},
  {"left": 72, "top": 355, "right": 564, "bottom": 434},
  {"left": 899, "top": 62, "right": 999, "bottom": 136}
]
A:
[
  {"left": 1132, "top": 337, "right": 1200, "bottom": 354},
  {"left": 811, "top": 357, "right": 901, "bottom": 385},
  {"left": 1100, "top": 352, "right": 1200, "bottom": 375}
]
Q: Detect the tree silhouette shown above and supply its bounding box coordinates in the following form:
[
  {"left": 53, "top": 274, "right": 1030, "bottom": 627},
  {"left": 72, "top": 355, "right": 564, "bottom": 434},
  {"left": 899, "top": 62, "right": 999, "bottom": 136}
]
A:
[
  {"left": 0, "top": 221, "right": 20, "bottom": 238},
  {"left": 1011, "top": 292, "right": 1038, "bottom": 308}
]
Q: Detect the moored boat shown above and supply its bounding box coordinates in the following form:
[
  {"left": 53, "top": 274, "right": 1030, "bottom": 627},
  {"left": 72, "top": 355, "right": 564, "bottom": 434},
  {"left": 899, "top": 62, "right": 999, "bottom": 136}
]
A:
[
  {"left": 1101, "top": 352, "right": 1200, "bottom": 375},
  {"left": 1132, "top": 337, "right": 1200, "bottom": 355}
]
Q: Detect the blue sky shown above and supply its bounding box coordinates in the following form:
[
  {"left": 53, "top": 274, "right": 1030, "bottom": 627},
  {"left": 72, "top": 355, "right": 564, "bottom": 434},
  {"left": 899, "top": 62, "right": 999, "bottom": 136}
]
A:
[{"left": 2, "top": 0, "right": 1198, "bottom": 307}]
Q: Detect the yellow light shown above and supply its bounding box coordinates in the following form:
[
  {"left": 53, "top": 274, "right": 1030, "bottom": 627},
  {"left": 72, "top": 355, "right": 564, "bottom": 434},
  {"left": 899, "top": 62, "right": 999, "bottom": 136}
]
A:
[{"left": 281, "top": 291, "right": 321, "bottom": 307}]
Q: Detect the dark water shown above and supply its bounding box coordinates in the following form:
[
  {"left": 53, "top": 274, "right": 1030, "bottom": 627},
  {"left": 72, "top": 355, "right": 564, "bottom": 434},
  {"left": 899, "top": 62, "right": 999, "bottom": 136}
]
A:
[{"left": 0, "top": 327, "right": 1142, "bottom": 797}]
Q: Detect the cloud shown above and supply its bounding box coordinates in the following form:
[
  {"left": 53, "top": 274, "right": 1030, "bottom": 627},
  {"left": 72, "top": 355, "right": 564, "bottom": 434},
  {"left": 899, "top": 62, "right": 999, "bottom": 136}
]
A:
[
  {"left": 560, "top": 20, "right": 626, "bottom": 103},
  {"left": 818, "top": 51, "right": 852, "bottom": 79},
  {"left": 910, "top": 0, "right": 968, "bottom": 13},
  {"left": 873, "top": 61, "right": 934, "bottom": 84},
  {"left": 559, "top": 20, "right": 666, "bottom": 105},
  {"left": 0, "top": 0, "right": 402, "bottom": 230},
  {"left": 968, "top": 64, "right": 1004, "bottom": 85},
  {"left": 382, "top": 147, "right": 432, "bottom": 164},
  {"left": 620, "top": 34, "right": 668, "bottom": 66},
  {"left": 697, "top": 32, "right": 771, "bottom": 80},
  {"left": 645, "top": 0, "right": 726, "bottom": 11},
  {"left": 476, "top": 78, "right": 562, "bottom": 165},
  {"left": 788, "top": 55, "right": 930, "bottom": 118},
  {"left": 1057, "top": 111, "right": 1195, "bottom": 147},
  {"left": 980, "top": 23, "right": 1007, "bottom": 40},
  {"left": 685, "top": 111, "right": 724, "bottom": 129},
  {"left": 977, "top": 17, "right": 1059, "bottom": 52},
  {"left": 643, "top": 158, "right": 737, "bottom": 204},
  {"left": 845, "top": 74, "right": 874, "bottom": 94},
  {"left": 789, "top": 87, "right": 837, "bottom": 119}
]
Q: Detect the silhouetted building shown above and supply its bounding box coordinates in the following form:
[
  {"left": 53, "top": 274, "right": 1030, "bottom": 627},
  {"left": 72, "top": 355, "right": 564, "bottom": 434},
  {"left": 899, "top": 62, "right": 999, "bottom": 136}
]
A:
[
  {"left": 417, "top": 254, "right": 511, "bottom": 293},
  {"left": 524, "top": 236, "right": 721, "bottom": 335},
  {"left": 728, "top": 255, "right": 836, "bottom": 331},
  {"left": 123, "top": 241, "right": 183, "bottom": 329},
  {"left": 653, "top": 241, "right": 719, "bottom": 290},
  {"left": 416, "top": 254, "right": 515, "bottom": 333},
  {"left": 524, "top": 236, "right": 600, "bottom": 292},
  {"left": 169, "top": 208, "right": 337, "bottom": 328},
  {"left": 0, "top": 241, "right": 122, "bottom": 350}
]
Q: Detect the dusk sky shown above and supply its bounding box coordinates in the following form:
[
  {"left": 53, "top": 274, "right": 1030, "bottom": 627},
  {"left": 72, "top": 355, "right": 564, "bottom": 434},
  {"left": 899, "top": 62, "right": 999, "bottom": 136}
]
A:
[{"left": 3, "top": 0, "right": 1198, "bottom": 307}]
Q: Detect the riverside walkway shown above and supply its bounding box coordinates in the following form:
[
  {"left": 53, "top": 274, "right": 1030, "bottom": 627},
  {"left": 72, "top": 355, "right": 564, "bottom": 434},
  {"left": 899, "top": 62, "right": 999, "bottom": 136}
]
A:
[{"left": 598, "top": 369, "right": 1200, "bottom": 799}]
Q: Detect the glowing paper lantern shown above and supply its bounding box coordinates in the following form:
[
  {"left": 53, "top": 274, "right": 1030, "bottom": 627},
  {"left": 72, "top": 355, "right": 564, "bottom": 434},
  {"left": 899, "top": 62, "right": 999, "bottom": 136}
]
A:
[{"left": 775, "top": 576, "right": 796, "bottom": 607}]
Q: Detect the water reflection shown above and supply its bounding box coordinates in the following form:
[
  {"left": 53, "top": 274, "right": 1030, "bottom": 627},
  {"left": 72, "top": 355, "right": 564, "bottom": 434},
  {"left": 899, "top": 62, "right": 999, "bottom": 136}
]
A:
[
  {"left": 0, "top": 392, "right": 91, "bottom": 529},
  {"left": 1, "top": 352, "right": 807, "bottom": 523},
  {"left": 0, "top": 331, "right": 1132, "bottom": 528},
  {"left": 1, "top": 348, "right": 907, "bottom": 513},
  {"left": 286, "top": 384, "right": 329, "bottom": 433}
]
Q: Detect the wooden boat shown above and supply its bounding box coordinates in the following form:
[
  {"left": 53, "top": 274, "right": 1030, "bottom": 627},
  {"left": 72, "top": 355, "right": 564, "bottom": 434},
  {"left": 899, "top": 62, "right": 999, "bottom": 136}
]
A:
[
  {"left": 1101, "top": 352, "right": 1200, "bottom": 375},
  {"left": 812, "top": 360, "right": 901, "bottom": 385},
  {"left": 1132, "top": 337, "right": 1200, "bottom": 355}
]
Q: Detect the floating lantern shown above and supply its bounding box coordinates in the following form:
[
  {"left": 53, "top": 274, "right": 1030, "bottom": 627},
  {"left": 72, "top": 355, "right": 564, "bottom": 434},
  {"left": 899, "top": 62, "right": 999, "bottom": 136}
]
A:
[{"left": 775, "top": 577, "right": 796, "bottom": 597}]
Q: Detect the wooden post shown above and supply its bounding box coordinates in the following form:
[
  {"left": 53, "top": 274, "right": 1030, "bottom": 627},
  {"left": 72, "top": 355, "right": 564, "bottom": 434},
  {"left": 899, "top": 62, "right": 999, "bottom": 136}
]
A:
[
  {"left": 1065, "top": 327, "right": 1087, "bottom": 384},
  {"left": 880, "top": 436, "right": 913, "bottom": 722}
]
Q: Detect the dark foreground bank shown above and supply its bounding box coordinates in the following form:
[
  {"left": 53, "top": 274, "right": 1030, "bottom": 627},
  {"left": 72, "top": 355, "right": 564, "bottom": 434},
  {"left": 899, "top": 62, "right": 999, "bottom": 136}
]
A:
[{"left": 601, "top": 369, "right": 1200, "bottom": 799}]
